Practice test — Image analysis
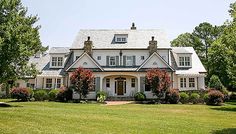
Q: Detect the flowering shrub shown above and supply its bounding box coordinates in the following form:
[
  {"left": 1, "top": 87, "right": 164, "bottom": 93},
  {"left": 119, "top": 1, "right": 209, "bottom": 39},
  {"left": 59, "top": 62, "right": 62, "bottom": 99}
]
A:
[
  {"left": 165, "top": 89, "right": 180, "bottom": 104},
  {"left": 179, "top": 92, "right": 189, "bottom": 104},
  {"left": 134, "top": 92, "right": 146, "bottom": 101},
  {"left": 190, "top": 93, "right": 200, "bottom": 104},
  {"left": 56, "top": 86, "right": 73, "bottom": 102},
  {"left": 205, "top": 89, "right": 224, "bottom": 106},
  {"left": 145, "top": 69, "right": 171, "bottom": 98},
  {"left": 70, "top": 67, "right": 94, "bottom": 100},
  {"left": 10, "top": 87, "right": 30, "bottom": 101}
]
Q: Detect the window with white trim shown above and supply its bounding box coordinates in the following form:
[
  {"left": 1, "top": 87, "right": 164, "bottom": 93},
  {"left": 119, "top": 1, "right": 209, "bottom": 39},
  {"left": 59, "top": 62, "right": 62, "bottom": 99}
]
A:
[
  {"left": 97, "top": 56, "right": 101, "bottom": 60},
  {"left": 56, "top": 79, "right": 61, "bottom": 88},
  {"left": 51, "top": 57, "right": 63, "bottom": 67},
  {"left": 189, "top": 78, "right": 195, "bottom": 88},
  {"left": 115, "top": 35, "right": 127, "bottom": 43},
  {"left": 46, "top": 78, "right": 52, "bottom": 88},
  {"left": 131, "top": 78, "right": 135, "bottom": 87},
  {"left": 180, "top": 78, "right": 186, "bottom": 88},
  {"left": 109, "top": 56, "right": 116, "bottom": 66},
  {"left": 179, "top": 56, "right": 191, "bottom": 67},
  {"left": 126, "top": 56, "right": 133, "bottom": 66}
]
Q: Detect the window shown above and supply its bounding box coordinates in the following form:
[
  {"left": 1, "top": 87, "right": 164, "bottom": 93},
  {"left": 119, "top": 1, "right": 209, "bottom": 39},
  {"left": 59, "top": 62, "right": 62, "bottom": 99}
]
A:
[
  {"left": 58, "top": 57, "right": 63, "bottom": 66},
  {"left": 106, "top": 78, "right": 110, "bottom": 88},
  {"left": 83, "top": 62, "right": 87, "bottom": 65},
  {"left": 26, "top": 83, "right": 31, "bottom": 87},
  {"left": 109, "top": 56, "right": 116, "bottom": 66},
  {"left": 145, "top": 84, "right": 151, "bottom": 91},
  {"left": 56, "top": 79, "right": 61, "bottom": 88},
  {"left": 179, "top": 56, "right": 191, "bottom": 67},
  {"left": 131, "top": 78, "right": 135, "bottom": 87},
  {"left": 126, "top": 56, "right": 133, "bottom": 66},
  {"left": 189, "top": 78, "right": 195, "bottom": 88},
  {"left": 92, "top": 78, "right": 96, "bottom": 91},
  {"left": 141, "top": 56, "right": 145, "bottom": 60},
  {"left": 97, "top": 56, "right": 101, "bottom": 60},
  {"left": 51, "top": 57, "right": 63, "bottom": 67},
  {"left": 46, "top": 78, "right": 52, "bottom": 88},
  {"left": 180, "top": 78, "right": 187, "bottom": 88},
  {"left": 115, "top": 35, "right": 127, "bottom": 43},
  {"left": 52, "top": 57, "right": 57, "bottom": 66}
]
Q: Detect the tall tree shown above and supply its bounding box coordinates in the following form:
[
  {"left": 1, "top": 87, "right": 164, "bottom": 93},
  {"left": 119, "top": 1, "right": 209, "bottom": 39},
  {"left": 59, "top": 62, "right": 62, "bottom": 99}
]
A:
[{"left": 0, "top": 0, "right": 45, "bottom": 86}]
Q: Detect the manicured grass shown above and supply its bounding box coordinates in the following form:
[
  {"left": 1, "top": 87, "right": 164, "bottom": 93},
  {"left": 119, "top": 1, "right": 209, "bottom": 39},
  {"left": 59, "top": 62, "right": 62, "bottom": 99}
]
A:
[{"left": 0, "top": 100, "right": 236, "bottom": 134}]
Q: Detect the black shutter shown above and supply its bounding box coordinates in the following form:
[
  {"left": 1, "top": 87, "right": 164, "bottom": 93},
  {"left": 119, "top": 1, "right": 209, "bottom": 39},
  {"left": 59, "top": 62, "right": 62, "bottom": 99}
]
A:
[
  {"left": 140, "top": 77, "right": 145, "bottom": 92},
  {"left": 133, "top": 56, "right": 136, "bottom": 66},
  {"left": 123, "top": 55, "right": 126, "bottom": 66},
  {"left": 116, "top": 56, "right": 119, "bottom": 66},
  {"left": 106, "top": 56, "right": 109, "bottom": 66},
  {"left": 95, "top": 77, "right": 100, "bottom": 92}
]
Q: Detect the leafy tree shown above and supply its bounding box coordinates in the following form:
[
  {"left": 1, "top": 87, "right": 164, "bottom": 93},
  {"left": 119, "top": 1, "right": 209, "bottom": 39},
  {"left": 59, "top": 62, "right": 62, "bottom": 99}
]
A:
[
  {"left": 145, "top": 69, "right": 171, "bottom": 98},
  {"left": 0, "top": 0, "right": 46, "bottom": 94},
  {"left": 70, "top": 67, "right": 94, "bottom": 100},
  {"left": 208, "top": 75, "right": 224, "bottom": 90}
]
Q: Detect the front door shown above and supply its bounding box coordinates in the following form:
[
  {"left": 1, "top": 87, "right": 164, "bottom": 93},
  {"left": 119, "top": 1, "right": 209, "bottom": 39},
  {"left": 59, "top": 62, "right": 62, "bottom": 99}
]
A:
[{"left": 117, "top": 80, "right": 123, "bottom": 95}]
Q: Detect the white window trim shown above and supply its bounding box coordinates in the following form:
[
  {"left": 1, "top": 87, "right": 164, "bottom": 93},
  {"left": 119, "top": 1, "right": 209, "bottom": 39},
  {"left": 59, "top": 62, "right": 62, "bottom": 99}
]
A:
[
  {"left": 109, "top": 56, "right": 116, "bottom": 66},
  {"left": 178, "top": 56, "right": 191, "bottom": 67},
  {"left": 179, "top": 77, "right": 196, "bottom": 90},
  {"left": 50, "top": 56, "right": 64, "bottom": 68},
  {"left": 115, "top": 35, "right": 127, "bottom": 43}
]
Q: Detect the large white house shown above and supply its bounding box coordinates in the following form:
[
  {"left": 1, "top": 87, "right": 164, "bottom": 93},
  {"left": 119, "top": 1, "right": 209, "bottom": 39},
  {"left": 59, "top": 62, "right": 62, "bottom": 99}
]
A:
[{"left": 16, "top": 24, "right": 206, "bottom": 99}]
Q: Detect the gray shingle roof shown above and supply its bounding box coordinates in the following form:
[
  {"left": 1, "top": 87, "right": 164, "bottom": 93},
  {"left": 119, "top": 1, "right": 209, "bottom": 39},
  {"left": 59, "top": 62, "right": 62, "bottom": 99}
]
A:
[
  {"left": 71, "top": 29, "right": 171, "bottom": 49},
  {"left": 49, "top": 47, "right": 70, "bottom": 54}
]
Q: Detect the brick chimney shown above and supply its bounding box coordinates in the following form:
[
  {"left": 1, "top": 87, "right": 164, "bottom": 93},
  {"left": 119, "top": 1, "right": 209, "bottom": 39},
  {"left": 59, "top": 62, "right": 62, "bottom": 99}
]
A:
[
  {"left": 84, "top": 36, "right": 93, "bottom": 56},
  {"left": 130, "top": 22, "right": 136, "bottom": 30},
  {"left": 148, "top": 36, "right": 157, "bottom": 55}
]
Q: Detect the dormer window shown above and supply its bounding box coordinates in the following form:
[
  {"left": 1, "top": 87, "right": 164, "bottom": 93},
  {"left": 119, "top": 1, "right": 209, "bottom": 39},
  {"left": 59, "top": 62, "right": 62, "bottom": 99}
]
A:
[
  {"left": 115, "top": 34, "right": 127, "bottom": 43},
  {"left": 51, "top": 56, "right": 63, "bottom": 67},
  {"left": 179, "top": 56, "right": 191, "bottom": 67}
]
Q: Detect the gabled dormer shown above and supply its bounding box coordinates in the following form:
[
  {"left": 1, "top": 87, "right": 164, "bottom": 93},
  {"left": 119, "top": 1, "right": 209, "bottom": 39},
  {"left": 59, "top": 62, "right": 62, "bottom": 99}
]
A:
[
  {"left": 171, "top": 47, "right": 193, "bottom": 68},
  {"left": 49, "top": 47, "right": 70, "bottom": 68},
  {"left": 114, "top": 34, "right": 128, "bottom": 43}
]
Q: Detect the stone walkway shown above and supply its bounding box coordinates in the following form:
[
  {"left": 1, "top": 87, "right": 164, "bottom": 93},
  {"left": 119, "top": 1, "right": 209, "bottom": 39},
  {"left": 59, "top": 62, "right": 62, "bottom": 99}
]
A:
[{"left": 105, "top": 101, "right": 134, "bottom": 106}]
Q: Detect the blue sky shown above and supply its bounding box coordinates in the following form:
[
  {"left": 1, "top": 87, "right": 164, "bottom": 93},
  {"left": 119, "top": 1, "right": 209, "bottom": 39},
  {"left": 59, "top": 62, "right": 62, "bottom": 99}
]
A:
[{"left": 21, "top": 0, "right": 235, "bottom": 48}]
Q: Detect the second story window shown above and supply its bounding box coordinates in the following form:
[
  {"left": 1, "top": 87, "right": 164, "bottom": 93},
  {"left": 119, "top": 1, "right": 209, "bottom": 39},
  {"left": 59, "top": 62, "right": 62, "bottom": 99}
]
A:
[
  {"left": 141, "top": 56, "right": 145, "bottom": 60},
  {"left": 97, "top": 56, "right": 101, "bottom": 60},
  {"left": 51, "top": 57, "right": 63, "bottom": 67},
  {"left": 179, "top": 56, "right": 191, "bottom": 67},
  {"left": 115, "top": 35, "right": 128, "bottom": 43},
  {"left": 126, "top": 56, "right": 133, "bottom": 66},
  {"left": 109, "top": 56, "right": 116, "bottom": 66}
]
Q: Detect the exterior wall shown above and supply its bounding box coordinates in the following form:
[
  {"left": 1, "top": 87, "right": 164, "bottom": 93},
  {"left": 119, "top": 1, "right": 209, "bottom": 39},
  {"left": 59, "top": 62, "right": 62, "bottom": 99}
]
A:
[
  {"left": 15, "top": 79, "right": 35, "bottom": 88},
  {"left": 176, "top": 75, "right": 205, "bottom": 91},
  {"left": 73, "top": 50, "right": 84, "bottom": 61}
]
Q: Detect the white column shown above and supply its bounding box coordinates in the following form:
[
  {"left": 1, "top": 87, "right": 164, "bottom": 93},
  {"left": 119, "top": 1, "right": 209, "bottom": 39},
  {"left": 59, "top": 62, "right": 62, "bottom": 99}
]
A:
[
  {"left": 137, "top": 76, "right": 140, "bottom": 92},
  {"left": 100, "top": 76, "right": 103, "bottom": 91}
]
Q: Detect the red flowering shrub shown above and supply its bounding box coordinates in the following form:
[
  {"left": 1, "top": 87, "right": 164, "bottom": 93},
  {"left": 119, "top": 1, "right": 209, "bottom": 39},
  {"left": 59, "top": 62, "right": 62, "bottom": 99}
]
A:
[
  {"left": 70, "top": 67, "right": 94, "bottom": 100},
  {"left": 56, "top": 86, "right": 73, "bottom": 102},
  {"left": 10, "top": 87, "right": 30, "bottom": 101},
  {"left": 205, "top": 89, "right": 224, "bottom": 106},
  {"left": 165, "top": 89, "right": 180, "bottom": 104},
  {"left": 145, "top": 69, "right": 171, "bottom": 98}
]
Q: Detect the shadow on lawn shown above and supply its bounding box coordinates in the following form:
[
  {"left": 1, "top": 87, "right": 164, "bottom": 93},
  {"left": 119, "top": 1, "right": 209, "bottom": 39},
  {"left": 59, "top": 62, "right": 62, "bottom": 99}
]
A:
[
  {"left": 211, "top": 107, "right": 236, "bottom": 112},
  {"left": 211, "top": 128, "right": 236, "bottom": 134}
]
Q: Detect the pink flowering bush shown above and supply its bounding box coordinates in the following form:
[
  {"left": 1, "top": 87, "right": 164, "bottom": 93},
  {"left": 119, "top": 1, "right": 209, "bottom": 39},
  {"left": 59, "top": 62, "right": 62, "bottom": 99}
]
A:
[{"left": 10, "top": 87, "right": 30, "bottom": 101}]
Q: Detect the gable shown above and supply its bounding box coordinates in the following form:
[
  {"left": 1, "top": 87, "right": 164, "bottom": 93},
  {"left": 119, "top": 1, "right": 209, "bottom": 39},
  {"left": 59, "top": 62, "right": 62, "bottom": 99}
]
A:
[
  {"left": 142, "top": 54, "right": 168, "bottom": 68},
  {"left": 137, "top": 52, "right": 174, "bottom": 71},
  {"left": 66, "top": 53, "right": 103, "bottom": 71}
]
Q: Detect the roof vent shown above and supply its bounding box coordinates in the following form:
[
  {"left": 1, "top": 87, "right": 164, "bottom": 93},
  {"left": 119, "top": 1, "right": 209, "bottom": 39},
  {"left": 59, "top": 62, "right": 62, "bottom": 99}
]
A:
[{"left": 131, "top": 22, "right": 136, "bottom": 30}]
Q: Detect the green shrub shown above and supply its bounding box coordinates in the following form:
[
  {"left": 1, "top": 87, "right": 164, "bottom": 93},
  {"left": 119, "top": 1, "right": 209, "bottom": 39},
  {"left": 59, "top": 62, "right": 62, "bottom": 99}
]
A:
[
  {"left": 96, "top": 91, "right": 108, "bottom": 103},
  {"left": 165, "top": 89, "right": 180, "bottom": 104},
  {"left": 10, "top": 87, "right": 30, "bottom": 101},
  {"left": 134, "top": 92, "right": 146, "bottom": 101},
  {"left": 28, "top": 88, "right": 34, "bottom": 99},
  {"left": 206, "top": 90, "right": 224, "bottom": 106},
  {"left": 48, "top": 89, "right": 59, "bottom": 101},
  {"left": 56, "top": 86, "right": 73, "bottom": 102},
  {"left": 208, "top": 75, "right": 224, "bottom": 90},
  {"left": 34, "top": 90, "right": 48, "bottom": 101},
  {"left": 179, "top": 92, "right": 189, "bottom": 104},
  {"left": 230, "top": 92, "right": 236, "bottom": 100},
  {"left": 190, "top": 93, "right": 200, "bottom": 104}
]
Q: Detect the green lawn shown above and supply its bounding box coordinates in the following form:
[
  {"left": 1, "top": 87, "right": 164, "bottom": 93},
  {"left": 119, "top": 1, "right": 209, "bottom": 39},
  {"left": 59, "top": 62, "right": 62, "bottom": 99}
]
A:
[{"left": 0, "top": 100, "right": 236, "bottom": 134}]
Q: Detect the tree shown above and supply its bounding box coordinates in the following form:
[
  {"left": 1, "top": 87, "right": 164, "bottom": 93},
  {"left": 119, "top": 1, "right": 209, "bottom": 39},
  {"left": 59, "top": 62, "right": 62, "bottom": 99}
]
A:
[
  {"left": 0, "top": 0, "right": 46, "bottom": 94},
  {"left": 145, "top": 69, "right": 171, "bottom": 98},
  {"left": 70, "top": 67, "right": 94, "bottom": 100},
  {"left": 208, "top": 75, "right": 224, "bottom": 90}
]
